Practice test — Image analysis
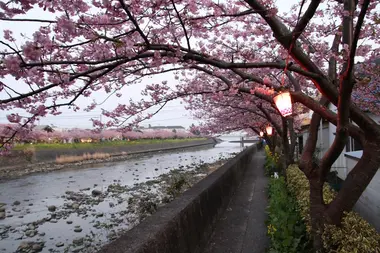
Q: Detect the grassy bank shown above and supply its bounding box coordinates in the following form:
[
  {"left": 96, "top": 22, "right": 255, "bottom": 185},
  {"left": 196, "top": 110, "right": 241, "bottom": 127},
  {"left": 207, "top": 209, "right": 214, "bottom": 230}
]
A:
[{"left": 14, "top": 138, "right": 207, "bottom": 151}]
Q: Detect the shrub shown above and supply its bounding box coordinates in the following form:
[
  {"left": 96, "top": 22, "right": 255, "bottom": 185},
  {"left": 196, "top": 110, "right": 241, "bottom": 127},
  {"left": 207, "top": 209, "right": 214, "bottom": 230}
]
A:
[
  {"left": 264, "top": 145, "right": 280, "bottom": 176},
  {"left": 165, "top": 174, "right": 190, "bottom": 200},
  {"left": 266, "top": 177, "right": 311, "bottom": 253},
  {"left": 286, "top": 165, "right": 380, "bottom": 253},
  {"left": 55, "top": 152, "right": 111, "bottom": 163},
  {"left": 22, "top": 145, "right": 35, "bottom": 162}
]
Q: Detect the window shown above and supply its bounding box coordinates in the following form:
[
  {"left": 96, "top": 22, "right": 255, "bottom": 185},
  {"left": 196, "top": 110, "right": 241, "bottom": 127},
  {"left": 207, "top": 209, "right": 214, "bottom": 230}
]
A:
[
  {"left": 333, "top": 133, "right": 363, "bottom": 152},
  {"left": 298, "top": 136, "right": 304, "bottom": 154},
  {"left": 345, "top": 136, "right": 363, "bottom": 152}
]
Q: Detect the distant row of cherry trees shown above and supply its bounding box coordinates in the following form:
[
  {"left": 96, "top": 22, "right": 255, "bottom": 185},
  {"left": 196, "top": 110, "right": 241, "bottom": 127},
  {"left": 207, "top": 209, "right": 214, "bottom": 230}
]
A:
[{"left": 0, "top": 124, "right": 198, "bottom": 143}]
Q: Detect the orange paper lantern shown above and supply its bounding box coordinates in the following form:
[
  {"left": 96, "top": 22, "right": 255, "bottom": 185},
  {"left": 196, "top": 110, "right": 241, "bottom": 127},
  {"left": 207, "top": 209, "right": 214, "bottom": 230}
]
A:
[
  {"left": 274, "top": 91, "right": 292, "bottom": 117},
  {"left": 266, "top": 125, "right": 273, "bottom": 136}
]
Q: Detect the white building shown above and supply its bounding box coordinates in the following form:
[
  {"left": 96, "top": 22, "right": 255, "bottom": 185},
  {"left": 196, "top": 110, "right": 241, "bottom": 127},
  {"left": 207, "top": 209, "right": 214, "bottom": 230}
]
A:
[{"left": 298, "top": 104, "right": 380, "bottom": 231}]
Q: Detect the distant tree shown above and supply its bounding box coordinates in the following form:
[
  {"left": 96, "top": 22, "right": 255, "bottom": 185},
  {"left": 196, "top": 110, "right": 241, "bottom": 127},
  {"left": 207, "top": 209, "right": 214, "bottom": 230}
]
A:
[
  {"left": 42, "top": 125, "right": 54, "bottom": 133},
  {"left": 190, "top": 124, "right": 201, "bottom": 136}
]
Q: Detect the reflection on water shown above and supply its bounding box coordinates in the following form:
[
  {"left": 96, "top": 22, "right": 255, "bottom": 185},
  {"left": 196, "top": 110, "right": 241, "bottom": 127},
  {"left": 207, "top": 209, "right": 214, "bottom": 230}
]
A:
[{"left": 0, "top": 137, "right": 253, "bottom": 252}]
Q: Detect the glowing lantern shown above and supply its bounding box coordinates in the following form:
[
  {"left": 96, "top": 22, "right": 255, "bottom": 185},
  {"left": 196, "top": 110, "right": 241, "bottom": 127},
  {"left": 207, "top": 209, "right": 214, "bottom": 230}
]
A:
[
  {"left": 266, "top": 125, "right": 273, "bottom": 136},
  {"left": 259, "top": 131, "right": 264, "bottom": 137},
  {"left": 273, "top": 91, "right": 292, "bottom": 117}
]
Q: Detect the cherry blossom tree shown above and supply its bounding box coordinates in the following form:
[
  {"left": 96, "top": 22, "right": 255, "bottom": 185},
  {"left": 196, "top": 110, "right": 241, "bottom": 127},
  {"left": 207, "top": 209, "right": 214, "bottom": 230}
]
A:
[{"left": 1, "top": 0, "right": 380, "bottom": 251}]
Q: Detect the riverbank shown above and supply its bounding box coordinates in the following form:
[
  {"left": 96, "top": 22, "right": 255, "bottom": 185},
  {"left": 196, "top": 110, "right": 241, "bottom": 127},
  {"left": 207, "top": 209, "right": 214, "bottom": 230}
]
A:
[
  {"left": 13, "top": 138, "right": 207, "bottom": 151},
  {"left": 0, "top": 138, "right": 218, "bottom": 180},
  {"left": 0, "top": 141, "right": 241, "bottom": 253}
]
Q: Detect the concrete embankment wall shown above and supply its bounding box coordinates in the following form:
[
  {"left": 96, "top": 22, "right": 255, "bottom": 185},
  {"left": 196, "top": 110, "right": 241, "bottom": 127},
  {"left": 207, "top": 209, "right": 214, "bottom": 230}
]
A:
[
  {"left": 0, "top": 138, "right": 217, "bottom": 167},
  {"left": 97, "top": 142, "right": 262, "bottom": 253}
]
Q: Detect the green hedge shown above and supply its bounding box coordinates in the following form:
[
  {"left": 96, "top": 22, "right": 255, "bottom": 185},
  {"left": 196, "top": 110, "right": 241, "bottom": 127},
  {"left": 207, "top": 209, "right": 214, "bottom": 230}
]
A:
[
  {"left": 266, "top": 177, "right": 311, "bottom": 253},
  {"left": 264, "top": 145, "right": 280, "bottom": 176},
  {"left": 286, "top": 165, "right": 380, "bottom": 253}
]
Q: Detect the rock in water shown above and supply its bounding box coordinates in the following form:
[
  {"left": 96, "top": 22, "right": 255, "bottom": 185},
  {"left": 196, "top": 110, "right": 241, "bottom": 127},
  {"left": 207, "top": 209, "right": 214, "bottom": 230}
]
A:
[
  {"left": 73, "top": 237, "right": 84, "bottom": 245},
  {"left": 91, "top": 189, "right": 102, "bottom": 196},
  {"left": 31, "top": 242, "right": 44, "bottom": 251},
  {"left": 74, "top": 227, "right": 83, "bottom": 233},
  {"left": 25, "top": 230, "right": 37, "bottom": 237},
  {"left": 17, "top": 241, "right": 45, "bottom": 253}
]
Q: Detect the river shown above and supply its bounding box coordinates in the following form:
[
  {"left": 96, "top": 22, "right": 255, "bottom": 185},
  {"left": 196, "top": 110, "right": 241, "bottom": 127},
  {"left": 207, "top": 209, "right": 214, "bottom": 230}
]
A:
[{"left": 0, "top": 137, "right": 253, "bottom": 253}]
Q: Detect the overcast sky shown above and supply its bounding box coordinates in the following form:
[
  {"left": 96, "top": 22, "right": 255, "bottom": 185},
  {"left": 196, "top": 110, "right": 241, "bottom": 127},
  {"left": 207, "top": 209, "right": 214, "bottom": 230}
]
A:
[{"left": 0, "top": 0, "right": 296, "bottom": 129}]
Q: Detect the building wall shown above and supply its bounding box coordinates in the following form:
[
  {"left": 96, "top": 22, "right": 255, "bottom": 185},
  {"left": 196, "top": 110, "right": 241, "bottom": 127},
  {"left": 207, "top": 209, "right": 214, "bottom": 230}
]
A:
[
  {"left": 300, "top": 123, "right": 329, "bottom": 159},
  {"left": 327, "top": 104, "right": 347, "bottom": 176},
  {"left": 327, "top": 103, "right": 380, "bottom": 231},
  {"left": 327, "top": 104, "right": 380, "bottom": 177},
  {"left": 299, "top": 107, "right": 380, "bottom": 232},
  {"left": 345, "top": 153, "right": 380, "bottom": 232}
]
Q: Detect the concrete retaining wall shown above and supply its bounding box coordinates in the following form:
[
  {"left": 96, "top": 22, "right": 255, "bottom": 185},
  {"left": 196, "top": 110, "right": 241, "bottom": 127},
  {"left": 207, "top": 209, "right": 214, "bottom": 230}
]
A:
[
  {"left": 97, "top": 143, "right": 261, "bottom": 253},
  {"left": 0, "top": 138, "right": 217, "bottom": 167}
]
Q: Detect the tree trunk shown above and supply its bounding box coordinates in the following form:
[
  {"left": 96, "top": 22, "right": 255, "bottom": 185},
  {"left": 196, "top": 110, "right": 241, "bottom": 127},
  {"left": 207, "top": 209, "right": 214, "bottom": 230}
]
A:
[
  {"left": 325, "top": 137, "right": 380, "bottom": 224},
  {"left": 288, "top": 118, "right": 297, "bottom": 163},
  {"left": 309, "top": 178, "right": 326, "bottom": 253},
  {"left": 280, "top": 118, "right": 291, "bottom": 176},
  {"left": 267, "top": 135, "right": 276, "bottom": 154}
]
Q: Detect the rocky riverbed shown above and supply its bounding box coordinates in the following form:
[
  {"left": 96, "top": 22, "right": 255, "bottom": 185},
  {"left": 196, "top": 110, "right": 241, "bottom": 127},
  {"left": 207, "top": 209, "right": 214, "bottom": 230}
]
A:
[
  {"left": 0, "top": 143, "right": 218, "bottom": 181},
  {"left": 0, "top": 140, "right": 246, "bottom": 253}
]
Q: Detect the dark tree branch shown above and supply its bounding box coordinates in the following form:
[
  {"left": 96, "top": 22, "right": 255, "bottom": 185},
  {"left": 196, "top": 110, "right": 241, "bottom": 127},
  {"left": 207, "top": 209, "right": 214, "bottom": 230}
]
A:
[
  {"left": 287, "top": 117, "right": 297, "bottom": 160},
  {"left": 328, "top": 33, "right": 342, "bottom": 84},
  {"left": 211, "top": 102, "right": 267, "bottom": 120},
  {"left": 244, "top": 0, "right": 380, "bottom": 136},
  {"left": 299, "top": 97, "right": 329, "bottom": 177},
  {"left": 292, "top": 0, "right": 321, "bottom": 41},
  {"left": 257, "top": 104, "right": 283, "bottom": 136},
  {"left": 291, "top": 91, "right": 364, "bottom": 143},
  {"left": 190, "top": 65, "right": 232, "bottom": 87},
  {"left": 286, "top": 72, "right": 301, "bottom": 91},
  {"left": 171, "top": 0, "right": 191, "bottom": 50},
  {"left": 3, "top": 84, "right": 22, "bottom": 96},
  {"left": 0, "top": 57, "right": 135, "bottom": 105},
  {"left": 0, "top": 40, "right": 27, "bottom": 65},
  {"left": 0, "top": 18, "right": 56, "bottom": 23},
  {"left": 190, "top": 9, "right": 262, "bottom": 20},
  {"left": 319, "top": 0, "right": 358, "bottom": 180},
  {"left": 118, "top": 0, "right": 150, "bottom": 46},
  {"left": 347, "top": 0, "right": 370, "bottom": 77}
]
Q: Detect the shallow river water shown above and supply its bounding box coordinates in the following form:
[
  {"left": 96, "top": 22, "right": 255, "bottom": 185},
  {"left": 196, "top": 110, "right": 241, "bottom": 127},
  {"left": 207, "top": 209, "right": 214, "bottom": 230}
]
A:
[{"left": 0, "top": 137, "right": 252, "bottom": 253}]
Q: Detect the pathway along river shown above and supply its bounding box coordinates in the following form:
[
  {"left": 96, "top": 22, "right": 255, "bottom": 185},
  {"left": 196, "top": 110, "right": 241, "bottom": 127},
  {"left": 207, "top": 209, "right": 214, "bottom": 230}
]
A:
[{"left": 0, "top": 137, "right": 252, "bottom": 253}]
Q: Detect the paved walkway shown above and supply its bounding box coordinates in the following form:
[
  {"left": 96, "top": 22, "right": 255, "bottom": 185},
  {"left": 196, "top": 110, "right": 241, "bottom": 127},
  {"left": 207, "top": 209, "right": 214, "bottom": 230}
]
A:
[{"left": 202, "top": 151, "right": 269, "bottom": 253}]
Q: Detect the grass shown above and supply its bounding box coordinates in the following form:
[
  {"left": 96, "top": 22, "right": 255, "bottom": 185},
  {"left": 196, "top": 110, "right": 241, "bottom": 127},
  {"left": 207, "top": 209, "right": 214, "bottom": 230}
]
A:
[
  {"left": 14, "top": 138, "right": 207, "bottom": 151},
  {"left": 56, "top": 152, "right": 111, "bottom": 164}
]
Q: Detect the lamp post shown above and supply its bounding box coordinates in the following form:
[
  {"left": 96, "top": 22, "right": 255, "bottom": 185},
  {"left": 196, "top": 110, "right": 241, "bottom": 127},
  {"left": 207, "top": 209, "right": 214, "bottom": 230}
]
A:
[
  {"left": 266, "top": 125, "right": 273, "bottom": 136},
  {"left": 274, "top": 91, "right": 292, "bottom": 117}
]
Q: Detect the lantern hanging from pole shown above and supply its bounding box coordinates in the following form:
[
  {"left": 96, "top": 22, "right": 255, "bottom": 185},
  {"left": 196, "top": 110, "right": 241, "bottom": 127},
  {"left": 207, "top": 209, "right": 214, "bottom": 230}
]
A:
[
  {"left": 259, "top": 131, "right": 264, "bottom": 137},
  {"left": 273, "top": 91, "right": 292, "bottom": 117},
  {"left": 266, "top": 125, "right": 273, "bottom": 136}
]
